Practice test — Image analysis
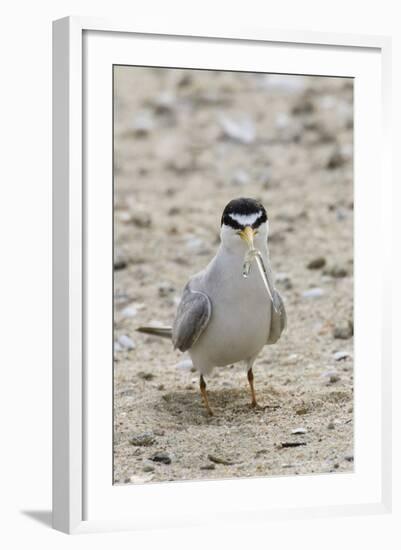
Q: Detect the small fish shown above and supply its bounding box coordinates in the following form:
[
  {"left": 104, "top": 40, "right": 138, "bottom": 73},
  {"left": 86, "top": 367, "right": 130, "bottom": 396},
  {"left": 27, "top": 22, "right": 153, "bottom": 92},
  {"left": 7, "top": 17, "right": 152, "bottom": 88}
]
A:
[{"left": 243, "top": 247, "right": 279, "bottom": 312}]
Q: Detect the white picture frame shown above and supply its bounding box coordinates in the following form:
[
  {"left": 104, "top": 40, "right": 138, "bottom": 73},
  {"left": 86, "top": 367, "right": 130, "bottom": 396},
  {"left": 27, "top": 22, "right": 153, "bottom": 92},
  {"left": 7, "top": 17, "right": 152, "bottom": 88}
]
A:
[{"left": 52, "top": 16, "right": 392, "bottom": 534}]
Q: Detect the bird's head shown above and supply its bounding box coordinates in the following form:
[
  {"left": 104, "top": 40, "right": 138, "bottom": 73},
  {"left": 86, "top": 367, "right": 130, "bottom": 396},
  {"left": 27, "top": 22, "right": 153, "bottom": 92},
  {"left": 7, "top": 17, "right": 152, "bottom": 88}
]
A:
[{"left": 220, "top": 197, "right": 268, "bottom": 253}]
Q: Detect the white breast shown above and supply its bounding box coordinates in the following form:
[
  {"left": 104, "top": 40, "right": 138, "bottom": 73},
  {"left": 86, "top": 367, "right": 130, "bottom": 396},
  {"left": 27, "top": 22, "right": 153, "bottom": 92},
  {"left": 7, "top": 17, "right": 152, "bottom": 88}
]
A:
[{"left": 189, "top": 247, "right": 272, "bottom": 371}]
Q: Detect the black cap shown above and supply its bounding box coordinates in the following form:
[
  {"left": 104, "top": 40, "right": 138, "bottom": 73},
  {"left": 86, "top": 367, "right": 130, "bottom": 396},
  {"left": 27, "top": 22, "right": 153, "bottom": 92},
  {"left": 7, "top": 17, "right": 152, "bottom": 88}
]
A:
[{"left": 221, "top": 198, "right": 267, "bottom": 230}]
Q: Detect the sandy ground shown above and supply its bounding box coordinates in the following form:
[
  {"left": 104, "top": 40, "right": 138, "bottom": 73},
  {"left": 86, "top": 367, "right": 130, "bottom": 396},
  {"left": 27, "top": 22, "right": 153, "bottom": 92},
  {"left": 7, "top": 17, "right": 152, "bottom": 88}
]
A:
[{"left": 113, "top": 67, "right": 354, "bottom": 485}]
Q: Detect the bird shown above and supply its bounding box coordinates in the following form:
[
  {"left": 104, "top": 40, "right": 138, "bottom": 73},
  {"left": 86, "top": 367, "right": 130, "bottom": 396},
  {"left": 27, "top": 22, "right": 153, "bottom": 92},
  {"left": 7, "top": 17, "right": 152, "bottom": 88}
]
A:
[{"left": 137, "top": 197, "right": 286, "bottom": 415}]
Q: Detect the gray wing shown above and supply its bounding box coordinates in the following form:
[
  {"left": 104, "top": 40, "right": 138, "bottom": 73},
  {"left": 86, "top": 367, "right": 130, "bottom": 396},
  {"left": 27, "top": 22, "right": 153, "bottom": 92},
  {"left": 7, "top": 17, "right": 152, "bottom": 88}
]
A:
[
  {"left": 172, "top": 285, "right": 212, "bottom": 352},
  {"left": 266, "top": 289, "right": 287, "bottom": 345}
]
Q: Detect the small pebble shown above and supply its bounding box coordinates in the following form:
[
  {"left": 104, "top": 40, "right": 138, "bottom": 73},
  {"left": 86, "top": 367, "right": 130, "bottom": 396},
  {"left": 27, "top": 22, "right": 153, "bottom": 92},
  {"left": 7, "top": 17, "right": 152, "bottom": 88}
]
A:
[
  {"left": 324, "top": 265, "right": 348, "bottom": 278},
  {"left": 326, "top": 149, "right": 346, "bottom": 170},
  {"left": 333, "top": 351, "right": 351, "bottom": 361},
  {"left": 131, "top": 211, "right": 152, "bottom": 228},
  {"left": 114, "top": 290, "right": 130, "bottom": 305},
  {"left": 168, "top": 206, "right": 181, "bottom": 216},
  {"left": 296, "top": 407, "right": 309, "bottom": 415},
  {"left": 150, "top": 452, "right": 172, "bottom": 465},
  {"left": 307, "top": 257, "right": 326, "bottom": 270},
  {"left": 336, "top": 207, "right": 348, "bottom": 221},
  {"left": 285, "top": 354, "right": 298, "bottom": 365},
  {"left": 302, "top": 287, "right": 324, "bottom": 298},
  {"left": 158, "top": 282, "right": 175, "bottom": 297},
  {"left": 200, "top": 464, "right": 216, "bottom": 470},
  {"left": 231, "top": 169, "right": 250, "bottom": 186},
  {"left": 275, "top": 111, "right": 290, "bottom": 130},
  {"left": 291, "top": 428, "right": 307, "bottom": 435},
  {"left": 344, "top": 454, "right": 354, "bottom": 462},
  {"left": 185, "top": 237, "right": 204, "bottom": 251},
  {"left": 333, "top": 321, "right": 353, "bottom": 340},
  {"left": 116, "top": 210, "right": 131, "bottom": 223},
  {"left": 129, "top": 474, "right": 154, "bottom": 483},
  {"left": 167, "top": 153, "right": 193, "bottom": 173},
  {"left": 178, "top": 74, "right": 192, "bottom": 87},
  {"left": 114, "top": 342, "right": 123, "bottom": 353},
  {"left": 262, "top": 74, "right": 307, "bottom": 94},
  {"left": 219, "top": 114, "right": 256, "bottom": 144},
  {"left": 151, "top": 91, "right": 176, "bottom": 115},
  {"left": 292, "top": 97, "right": 314, "bottom": 115},
  {"left": 138, "top": 371, "right": 155, "bottom": 381},
  {"left": 131, "top": 110, "right": 155, "bottom": 136},
  {"left": 142, "top": 464, "right": 155, "bottom": 473},
  {"left": 121, "top": 306, "right": 138, "bottom": 318},
  {"left": 327, "top": 421, "right": 335, "bottom": 430},
  {"left": 280, "top": 442, "right": 307, "bottom": 448},
  {"left": 208, "top": 454, "right": 235, "bottom": 466},
  {"left": 321, "top": 369, "right": 337, "bottom": 378},
  {"left": 114, "top": 249, "right": 128, "bottom": 270},
  {"left": 129, "top": 432, "right": 155, "bottom": 447},
  {"left": 255, "top": 449, "right": 268, "bottom": 456},
  {"left": 116, "top": 334, "right": 135, "bottom": 351}
]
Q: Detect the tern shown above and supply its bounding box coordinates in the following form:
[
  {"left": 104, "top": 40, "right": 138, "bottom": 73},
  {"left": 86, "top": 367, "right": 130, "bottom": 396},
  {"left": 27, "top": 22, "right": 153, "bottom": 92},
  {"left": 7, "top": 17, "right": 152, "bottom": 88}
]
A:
[{"left": 137, "top": 197, "right": 286, "bottom": 415}]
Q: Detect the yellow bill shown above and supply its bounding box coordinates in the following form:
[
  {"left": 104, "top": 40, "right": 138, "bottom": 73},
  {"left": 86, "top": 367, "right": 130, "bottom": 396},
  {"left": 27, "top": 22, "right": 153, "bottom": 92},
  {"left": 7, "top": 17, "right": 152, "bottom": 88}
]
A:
[{"left": 239, "top": 225, "right": 255, "bottom": 248}]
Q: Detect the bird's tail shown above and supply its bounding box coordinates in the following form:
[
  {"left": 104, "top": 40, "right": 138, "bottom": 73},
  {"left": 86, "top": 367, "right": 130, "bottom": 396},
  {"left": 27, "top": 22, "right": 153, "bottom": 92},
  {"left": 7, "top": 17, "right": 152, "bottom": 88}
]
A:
[
  {"left": 136, "top": 326, "right": 173, "bottom": 339},
  {"left": 137, "top": 327, "right": 194, "bottom": 371}
]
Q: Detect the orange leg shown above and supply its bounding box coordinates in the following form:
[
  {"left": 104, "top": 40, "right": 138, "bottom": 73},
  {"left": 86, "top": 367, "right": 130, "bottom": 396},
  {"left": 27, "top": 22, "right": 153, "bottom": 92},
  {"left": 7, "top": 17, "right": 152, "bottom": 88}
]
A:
[
  {"left": 200, "top": 375, "right": 214, "bottom": 416},
  {"left": 247, "top": 367, "right": 258, "bottom": 408},
  {"left": 247, "top": 368, "right": 280, "bottom": 411}
]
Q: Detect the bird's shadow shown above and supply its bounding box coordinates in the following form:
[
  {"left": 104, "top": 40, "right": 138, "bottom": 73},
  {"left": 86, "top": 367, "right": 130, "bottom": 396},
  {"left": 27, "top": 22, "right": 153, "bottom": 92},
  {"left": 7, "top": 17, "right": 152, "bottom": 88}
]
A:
[
  {"left": 21, "top": 510, "right": 52, "bottom": 529},
  {"left": 156, "top": 387, "right": 280, "bottom": 425}
]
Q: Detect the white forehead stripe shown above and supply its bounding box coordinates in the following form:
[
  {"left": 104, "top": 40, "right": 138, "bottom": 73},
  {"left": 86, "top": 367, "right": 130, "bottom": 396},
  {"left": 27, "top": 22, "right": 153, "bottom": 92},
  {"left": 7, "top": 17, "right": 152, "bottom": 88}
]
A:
[{"left": 228, "top": 211, "right": 263, "bottom": 226}]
